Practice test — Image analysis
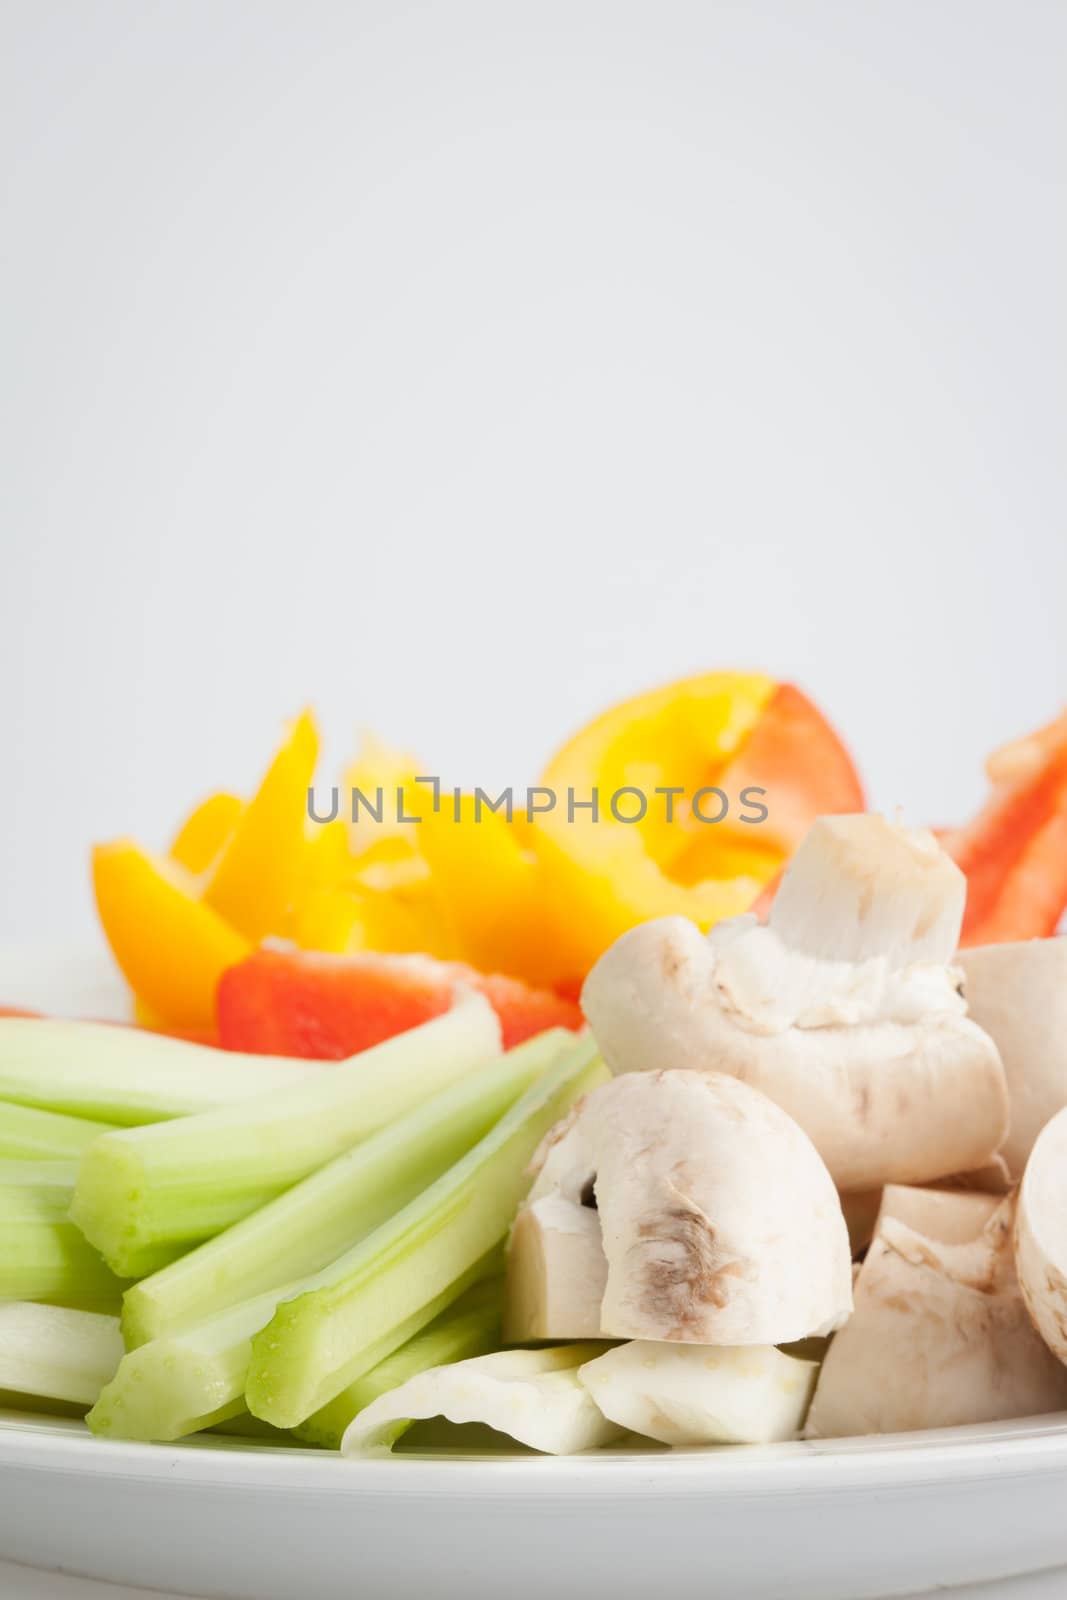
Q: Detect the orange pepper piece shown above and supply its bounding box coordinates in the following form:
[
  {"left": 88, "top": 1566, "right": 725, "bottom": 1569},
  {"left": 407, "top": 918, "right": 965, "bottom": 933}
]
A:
[{"left": 94, "top": 841, "right": 251, "bottom": 1028}]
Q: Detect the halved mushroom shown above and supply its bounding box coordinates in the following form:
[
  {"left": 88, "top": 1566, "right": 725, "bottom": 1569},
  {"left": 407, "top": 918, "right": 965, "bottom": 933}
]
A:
[
  {"left": 805, "top": 1193, "right": 1067, "bottom": 1438},
  {"left": 506, "top": 1069, "right": 852, "bottom": 1346},
  {"left": 582, "top": 815, "right": 1009, "bottom": 1191},
  {"left": 958, "top": 938, "right": 1067, "bottom": 1178},
  {"left": 1014, "top": 1104, "right": 1067, "bottom": 1363},
  {"left": 839, "top": 1183, "right": 1001, "bottom": 1260}
]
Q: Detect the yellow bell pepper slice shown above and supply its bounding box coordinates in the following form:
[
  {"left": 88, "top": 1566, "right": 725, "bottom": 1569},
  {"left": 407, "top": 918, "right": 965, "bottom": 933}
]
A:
[
  {"left": 529, "top": 672, "right": 779, "bottom": 977},
  {"left": 170, "top": 793, "right": 244, "bottom": 875},
  {"left": 530, "top": 671, "right": 866, "bottom": 978},
  {"left": 203, "top": 710, "right": 319, "bottom": 940},
  {"left": 418, "top": 795, "right": 565, "bottom": 985},
  {"left": 94, "top": 841, "right": 251, "bottom": 1028},
  {"left": 290, "top": 881, "right": 454, "bottom": 958},
  {"left": 344, "top": 731, "right": 425, "bottom": 860}
]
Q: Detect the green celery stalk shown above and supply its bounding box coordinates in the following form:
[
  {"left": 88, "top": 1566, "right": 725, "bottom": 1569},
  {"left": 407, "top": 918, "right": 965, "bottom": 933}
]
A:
[
  {"left": 0, "top": 1018, "right": 325, "bottom": 1125},
  {"left": 122, "top": 1030, "right": 571, "bottom": 1347},
  {"left": 0, "top": 1099, "right": 115, "bottom": 1160},
  {"left": 246, "top": 1037, "right": 606, "bottom": 1428},
  {"left": 0, "top": 1301, "right": 124, "bottom": 1406},
  {"left": 89, "top": 1249, "right": 500, "bottom": 1443},
  {"left": 71, "top": 993, "right": 502, "bottom": 1278},
  {"left": 0, "top": 1179, "right": 127, "bottom": 1308},
  {"left": 0, "top": 1159, "right": 78, "bottom": 1187},
  {"left": 294, "top": 1279, "right": 503, "bottom": 1450},
  {"left": 89, "top": 1288, "right": 287, "bottom": 1441}
]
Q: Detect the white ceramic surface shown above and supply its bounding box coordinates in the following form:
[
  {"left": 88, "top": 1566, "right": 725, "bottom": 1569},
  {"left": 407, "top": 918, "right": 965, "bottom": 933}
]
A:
[
  {"left": 4, "top": 948, "right": 1067, "bottom": 1599},
  {"left": 5, "top": 1409, "right": 1067, "bottom": 1600}
]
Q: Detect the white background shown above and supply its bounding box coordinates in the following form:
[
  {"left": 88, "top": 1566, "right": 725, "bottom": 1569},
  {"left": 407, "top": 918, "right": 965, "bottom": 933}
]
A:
[{"left": 2, "top": 0, "right": 1064, "bottom": 947}]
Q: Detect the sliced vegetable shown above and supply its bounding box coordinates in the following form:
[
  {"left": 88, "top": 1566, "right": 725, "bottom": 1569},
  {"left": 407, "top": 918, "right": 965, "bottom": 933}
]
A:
[
  {"left": 1014, "top": 1104, "right": 1067, "bottom": 1365},
  {"left": 71, "top": 993, "right": 502, "bottom": 1277},
  {"left": 246, "top": 1038, "right": 606, "bottom": 1427},
  {"left": 122, "top": 1029, "right": 571, "bottom": 1346},
  {"left": 93, "top": 841, "right": 251, "bottom": 1028},
  {"left": 531, "top": 675, "right": 864, "bottom": 980},
  {"left": 170, "top": 792, "right": 244, "bottom": 874},
  {"left": 578, "top": 1341, "right": 817, "bottom": 1445},
  {"left": 341, "top": 1344, "right": 621, "bottom": 1456},
  {"left": 0, "top": 1099, "right": 115, "bottom": 1160},
  {"left": 468, "top": 972, "right": 582, "bottom": 1051},
  {"left": 417, "top": 796, "right": 564, "bottom": 986},
  {"left": 0, "top": 1173, "right": 126, "bottom": 1308},
  {"left": 91, "top": 1251, "right": 499, "bottom": 1443},
  {"left": 89, "top": 1287, "right": 290, "bottom": 1441},
  {"left": 217, "top": 949, "right": 453, "bottom": 1058},
  {"left": 203, "top": 710, "right": 319, "bottom": 940},
  {"left": 507, "top": 1069, "right": 852, "bottom": 1345},
  {"left": 217, "top": 947, "right": 582, "bottom": 1059},
  {"left": 944, "top": 708, "right": 1067, "bottom": 945},
  {"left": 805, "top": 1196, "right": 1067, "bottom": 1437},
  {"left": 0, "top": 1302, "right": 124, "bottom": 1407},
  {"left": 295, "top": 1280, "right": 502, "bottom": 1450},
  {"left": 0, "top": 1018, "right": 322, "bottom": 1125},
  {"left": 581, "top": 817, "right": 1009, "bottom": 1191}
]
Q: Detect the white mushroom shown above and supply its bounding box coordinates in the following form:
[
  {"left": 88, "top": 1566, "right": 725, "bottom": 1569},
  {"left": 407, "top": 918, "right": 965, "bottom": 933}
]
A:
[
  {"left": 840, "top": 1182, "right": 1002, "bottom": 1259},
  {"left": 504, "top": 1193, "right": 607, "bottom": 1341},
  {"left": 506, "top": 1069, "right": 852, "bottom": 1346},
  {"left": 876, "top": 1183, "right": 1001, "bottom": 1245},
  {"left": 578, "top": 1341, "right": 817, "bottom": 1446},
  {"left": 340, "top": 1345, "right": 624, "bottom": 1456},
  {"left": 1014, "top": 1104, "right": 1067, "bottom": 1363},
  {"left": 958, "top": 939, "right": 1067, "bottom": 1178},
  {"left": 805, "top": 1194, "right": 1067, "bottom": 1438},
  {"left": 582, "top": 816, "right": 1008, "bottom": 1191}
]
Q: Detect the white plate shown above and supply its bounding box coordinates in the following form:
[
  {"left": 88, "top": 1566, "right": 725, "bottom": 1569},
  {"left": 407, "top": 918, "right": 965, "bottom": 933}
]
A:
[{"left": 2, "top": 947, "right": 1067, "bottom": 1600}]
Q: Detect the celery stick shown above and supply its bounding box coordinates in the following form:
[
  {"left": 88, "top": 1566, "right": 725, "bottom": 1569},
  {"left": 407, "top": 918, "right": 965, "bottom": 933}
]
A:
[
  {"left": 0, "top": 1159, "right": 78, "bottom": 1187},
  {"left": 72, "top": 994, "right": 502, "bottom": 1277},
  {"left": 294, "top": 1280, "right": 503, "bottom": 1450},
  {"left": 89, "top": 1249, "right": 500, "bottom": 1443},
  {"left": 0, "top": 1018, "right": 324, "bottom": 1125},
  {"left": 0, "top": 1302, "right": 124, "bottom": 1405},
  {"left": 0, "top": 1099, "right": 115, "bottom": 1160},
  {"left": 246, "top": 1038, "right": 606, "bottom": 1428},
  {"left": 122, "top": 1030, "right": 569, "bottom": 1347},
  {"left": 88, "top": 1288, "right": 285, "bottom": 1442},
  {"left": 0, "top": 1180, "right": 127, "bottom": 1308}
]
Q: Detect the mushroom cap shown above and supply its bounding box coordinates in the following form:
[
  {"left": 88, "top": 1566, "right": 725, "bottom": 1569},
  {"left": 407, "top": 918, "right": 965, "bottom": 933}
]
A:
[
  {"left": 958, "top": 939, "right": 1067, "bottom": 1177},
  {"left": 525, "top": 1068, "right": 852, "bottom": 1346},
  {"left": 1015, "top": 1104, "right": 1067, "bottom": 1362},
  {"left": 582, "top": 915, "right": 1008, "bottom": 1191},
  {"left": 805, "top": 1195, "right": 1067, "bottom": 1438}
]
